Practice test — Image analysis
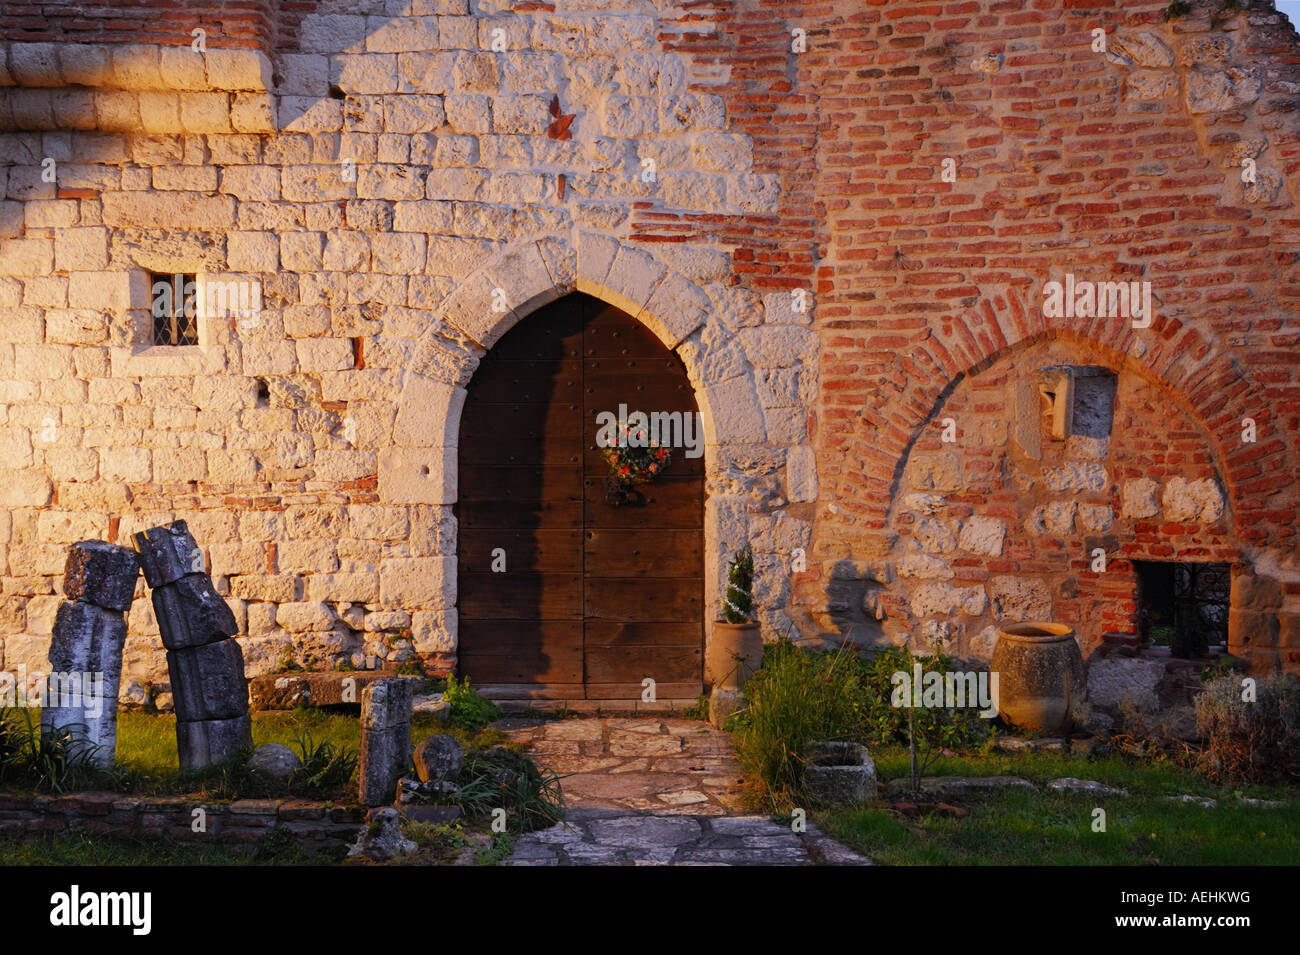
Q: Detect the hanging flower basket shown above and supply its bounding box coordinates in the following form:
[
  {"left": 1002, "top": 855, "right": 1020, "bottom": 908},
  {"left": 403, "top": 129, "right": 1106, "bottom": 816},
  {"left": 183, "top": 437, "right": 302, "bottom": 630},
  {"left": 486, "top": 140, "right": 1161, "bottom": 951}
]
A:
[{"left": 601, "top": 424, "right": 672, "bottom": 504}]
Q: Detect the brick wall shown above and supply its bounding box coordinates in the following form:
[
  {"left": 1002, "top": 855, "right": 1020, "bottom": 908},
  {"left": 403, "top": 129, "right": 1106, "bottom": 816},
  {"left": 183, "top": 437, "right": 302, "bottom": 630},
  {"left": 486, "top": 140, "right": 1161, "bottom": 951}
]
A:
[{"left": 794, "top": 0, "right": 1300, "bottom": 673}]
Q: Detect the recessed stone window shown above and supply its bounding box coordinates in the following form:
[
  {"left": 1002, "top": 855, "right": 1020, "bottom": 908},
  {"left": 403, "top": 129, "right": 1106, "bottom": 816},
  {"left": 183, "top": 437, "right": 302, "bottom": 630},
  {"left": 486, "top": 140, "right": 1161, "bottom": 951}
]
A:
[
  {"left": 1036, "top": 365, "right": 1117, "bottom": 440},
  {"left": 149, "top": 272, "right": 199, "bottom": 346}
]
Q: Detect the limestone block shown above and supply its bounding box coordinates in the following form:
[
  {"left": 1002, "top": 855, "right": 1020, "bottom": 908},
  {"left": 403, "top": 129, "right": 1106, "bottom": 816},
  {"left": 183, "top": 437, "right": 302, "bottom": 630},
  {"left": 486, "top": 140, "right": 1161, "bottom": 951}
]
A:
[
  {"left": 284, "top": 504, "right": 349, "bottom": 539},
  {"left": 1186, "top": 67, "right": 1260, "bottom": 113},
  {"left": 393, "top": 377, "right": 465, "bottom": 448},
  {"left": 300, "top": 14, "right": 367, "bottom": 54},
  {"left": 910, "top": 583, "right": 986, "bottom": 618},
  {"left": 175, "top": 714, "right": 253, "bottom": 772},
  {"left": 295, "top": 337, "right": 354, "bottom": 372},
  {"left": 99, "top": 447, "right": 150, "bottom": 483},
  {"left": 366, "top": 16, "right": 440, "bottom": 52},
  {"left": 198, "top": 48, "right": 269, "bottom": 91},
  {"left": 384, "top": 95, "right": 446, "bottom": 133},
  {"left": 1106, "top": 31, "right": 1174, "bottom": 68},
  {"left": 398, "top": 51, "right": 456, "bottom": 94},
  {"left": 897, "top": 551, "right": 955, "bottom": 580},
  {"left": 1042, "top": 462, "right": 1107, "bottom": 493},
  {"left": 0, "top": 237, "right": 53, "bottom": 276},
  {"left": 906, "top": 454, "right": 961, "bottom": 492},
  {"left": 63, "top": 540, "right": 139, "bottom": 612},
  {"left": 276, "top": 601, "right": 337, "bottom": 633},
  {"left": 1077, "top": 504, "right": 1114, "bottom": 533},
  {"left": 229, "top": 574, "right": 298, "bottom": 603},
  {"left": 410, "top": 610, "right": 456, "bottom": 654},
  {"left": 914, "top": 517, "right": 958, "bottom": 555},
  {"left": 958, "top": 515, "right": 1005, "bottom": 556},
  {"left": 59, "top": 44, "right": 111, "bottom": 87},
  {"left": 364, "top": 610, "right": 410, "bottom": 632},
  {"left": 378, "top": 555, "right": 455, "bottom": 608},
  {"left": 727, "top": 174, "right": 781, "bottom": 215},
  {"left": 372, "top": 232, "right": 427, "bottom": 273},
  {"left": 1162, "top": 476, "right": 1225, "bottom": 524},
  {"left": 1121, "top": 478, "right": 1160, "bottom": 520},
  {"left": 1027, "top": 501, "right": 1076, "bottom": 536},
  {"left": 167, "top": 637, "right": 249, "bottom": 722},
  {"left": 988, "top": 576, "right": 1052, "bottom": 622},
  {"left": 231, "top": 92, "right": 275, "bottom": 133}
]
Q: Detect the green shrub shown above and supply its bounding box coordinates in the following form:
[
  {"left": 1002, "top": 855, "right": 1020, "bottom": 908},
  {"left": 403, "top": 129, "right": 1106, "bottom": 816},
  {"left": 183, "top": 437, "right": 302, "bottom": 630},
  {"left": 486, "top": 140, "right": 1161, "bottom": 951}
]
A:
[
  {"left": 727, "top": 640, "right": 993, "bottom": 809},
  {"left": 727, "top": 639, "right": 865, "bottom": 809},
  {"left": 1195, "top": 673, "right": 1300, "bottom": 783},
  {"left": 451, "top": 747, "right": 565, "bottom": 833},
  {"left": 443, "top": 675, "right": 501, "bottom": 731}
]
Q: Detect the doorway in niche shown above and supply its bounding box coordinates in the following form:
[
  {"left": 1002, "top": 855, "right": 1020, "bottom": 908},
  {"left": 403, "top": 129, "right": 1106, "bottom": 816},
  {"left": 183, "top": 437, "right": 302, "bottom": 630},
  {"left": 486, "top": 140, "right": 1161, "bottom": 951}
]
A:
[{"left": 455, "top": 292, "right": 704, "bottom": 700}]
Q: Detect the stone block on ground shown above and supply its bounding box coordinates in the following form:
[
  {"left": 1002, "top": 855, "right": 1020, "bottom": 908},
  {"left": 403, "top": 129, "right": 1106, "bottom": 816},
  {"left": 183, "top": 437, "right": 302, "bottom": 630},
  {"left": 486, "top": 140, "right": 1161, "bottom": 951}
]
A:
[
  {"left": 804, "top": 741, "right": 876, "bottom": 804},
  {"left": 413, "top": 733, "right": 463, "bottom": 783},
  {"left": 359, "top": 724, "right": 411, "bottom": 806},
  {"left": 131, "top": 519, "right": 203, "bottom": 587},
  {"left": 151, "top": 572, "right": 239, "bottom": 650},
  {"left": 708, "top": 687, "right": 743, "bottom": 729},
  {"left": 248, "top": 669, "right": 398, "bottom": 710},
  {"left": 248, "top": 743, "right": 303, "bottom": 785},
  {"left": 359, "top": 676, "right": 417, "bottom": 805},
  {"left": 166, "top": 637, "right": 250, "bottom": 722},
  {"left": 62, "top": 540, "right": 140, "bottom": 612},
  {"left": 347, "top": 806, "right": 416, "bottom": 861},
  {"left": 176, "top": 713, "right": 253, "bottom": 772},
  {"left": 41, "top": 599, "right": 127, "bottom": 768}
]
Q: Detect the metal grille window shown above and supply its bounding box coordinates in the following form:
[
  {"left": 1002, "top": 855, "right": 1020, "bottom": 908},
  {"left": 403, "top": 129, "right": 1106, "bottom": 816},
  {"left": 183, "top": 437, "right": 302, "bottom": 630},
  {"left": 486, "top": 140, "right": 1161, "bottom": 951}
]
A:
[{"left": 150, "top": 272, "right": 199, "bottom": 346}]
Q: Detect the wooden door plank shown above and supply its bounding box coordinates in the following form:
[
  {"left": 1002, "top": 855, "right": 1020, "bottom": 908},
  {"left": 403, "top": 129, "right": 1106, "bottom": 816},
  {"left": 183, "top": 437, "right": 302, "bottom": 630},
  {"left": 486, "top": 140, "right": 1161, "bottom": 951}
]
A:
[
  {"left": 584, "top": 645, "right": 701, "bottom": 683},
  {"left": 584, "top": 577, "right": 703, "bottom": 622},
  {"left": 459, "top": 529, "right": 582, "bottom": 574},
  {"left": 583, "top": 529, "right": 702, "bottom": 577},
  {"left": 584, "top": 621, "right": 702, "bottom": 647},
  {"left": 459, "top": 572, "right": 582, "bottom": 618}
]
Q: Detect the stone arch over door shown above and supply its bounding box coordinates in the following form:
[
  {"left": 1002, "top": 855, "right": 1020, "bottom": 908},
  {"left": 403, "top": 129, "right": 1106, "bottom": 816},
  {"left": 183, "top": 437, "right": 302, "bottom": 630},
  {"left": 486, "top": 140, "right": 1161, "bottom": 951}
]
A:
[{"left": 380, "top": 232, "right": 780, "bottom": 683}]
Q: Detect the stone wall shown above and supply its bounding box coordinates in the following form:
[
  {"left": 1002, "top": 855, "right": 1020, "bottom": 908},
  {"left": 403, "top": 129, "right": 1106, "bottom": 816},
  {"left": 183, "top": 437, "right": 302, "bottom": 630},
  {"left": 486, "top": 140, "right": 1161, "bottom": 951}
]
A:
[
  {"left": 0, "top": 0, "right": 1298, "bottom": 696},
  {"left": 0, "top": 790, "right": 365, "bottom": 850},
  {"left": 0, "top": 0, "right": 816, "bottom": 692}
]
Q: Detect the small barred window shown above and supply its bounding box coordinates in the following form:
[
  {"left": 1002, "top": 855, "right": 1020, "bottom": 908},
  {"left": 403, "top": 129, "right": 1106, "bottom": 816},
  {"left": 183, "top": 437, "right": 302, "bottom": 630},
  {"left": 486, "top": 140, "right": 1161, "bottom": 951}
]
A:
[{"left": 150, "top": 272, "right": 199, "bottom": 346}]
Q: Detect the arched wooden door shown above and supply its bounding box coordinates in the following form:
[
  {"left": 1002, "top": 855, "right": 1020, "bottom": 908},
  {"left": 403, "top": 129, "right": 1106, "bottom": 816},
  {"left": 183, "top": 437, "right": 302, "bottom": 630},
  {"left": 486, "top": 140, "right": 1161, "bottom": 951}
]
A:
[{"left": 457, "top": 293, "right": 704, "bottom": 700}]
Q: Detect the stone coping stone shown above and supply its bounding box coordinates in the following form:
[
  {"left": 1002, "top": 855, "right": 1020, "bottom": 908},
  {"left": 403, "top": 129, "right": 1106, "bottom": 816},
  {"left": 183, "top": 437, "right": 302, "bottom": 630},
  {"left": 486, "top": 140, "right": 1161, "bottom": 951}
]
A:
[{"left": 249, "top": 670, "right": 402, "bottom": 710}]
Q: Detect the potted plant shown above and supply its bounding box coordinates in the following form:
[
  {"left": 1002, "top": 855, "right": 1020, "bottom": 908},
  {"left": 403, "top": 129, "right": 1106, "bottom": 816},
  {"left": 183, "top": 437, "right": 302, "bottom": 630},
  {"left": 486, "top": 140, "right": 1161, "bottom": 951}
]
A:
[{"left": 707, "top": 547, "right": 763, "bottom": 726}]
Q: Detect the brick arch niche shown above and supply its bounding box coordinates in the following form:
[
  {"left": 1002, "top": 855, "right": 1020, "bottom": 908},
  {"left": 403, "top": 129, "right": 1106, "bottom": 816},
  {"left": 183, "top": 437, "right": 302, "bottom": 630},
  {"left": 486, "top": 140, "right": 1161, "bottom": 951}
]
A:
[{"left": 881, "top": 334, "right": 1250, "bottom": 664}]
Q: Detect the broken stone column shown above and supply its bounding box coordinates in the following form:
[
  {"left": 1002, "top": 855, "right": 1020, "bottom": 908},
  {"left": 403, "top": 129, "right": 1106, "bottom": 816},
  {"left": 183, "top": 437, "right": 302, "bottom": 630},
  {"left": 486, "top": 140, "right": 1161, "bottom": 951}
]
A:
[
  {"left": 359, "top": 677, "right": 416, "bottom": 806},
  {"left": 132, "top": 520, "right": 251, "bottom": 772},
  {"left": 41, "top": 540, "right": 140, "bottom": 768}
]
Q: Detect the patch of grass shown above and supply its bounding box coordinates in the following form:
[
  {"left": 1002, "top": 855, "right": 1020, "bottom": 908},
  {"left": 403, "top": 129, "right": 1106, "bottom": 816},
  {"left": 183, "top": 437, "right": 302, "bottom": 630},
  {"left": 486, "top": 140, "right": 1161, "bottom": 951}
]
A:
[
  {"left": 820, "top": 789, "right": 1299, "bottom": 866},
  {"left": 291, "top": 729, "right": 358, "bottom": 796}
]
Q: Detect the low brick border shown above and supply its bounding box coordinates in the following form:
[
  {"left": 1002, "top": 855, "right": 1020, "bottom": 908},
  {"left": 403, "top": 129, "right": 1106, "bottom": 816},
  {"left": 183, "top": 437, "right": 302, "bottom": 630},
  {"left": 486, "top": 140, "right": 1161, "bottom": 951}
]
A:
[{"left": 0, "top": 790, "right": 366, "bottom": 851}]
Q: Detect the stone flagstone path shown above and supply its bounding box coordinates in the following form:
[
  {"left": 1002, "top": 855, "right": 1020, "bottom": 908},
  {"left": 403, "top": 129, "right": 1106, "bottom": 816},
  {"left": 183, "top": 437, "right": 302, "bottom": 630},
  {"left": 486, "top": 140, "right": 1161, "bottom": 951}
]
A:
[{"left": 498, "top": 716, "right": 872, "bottom": 866}]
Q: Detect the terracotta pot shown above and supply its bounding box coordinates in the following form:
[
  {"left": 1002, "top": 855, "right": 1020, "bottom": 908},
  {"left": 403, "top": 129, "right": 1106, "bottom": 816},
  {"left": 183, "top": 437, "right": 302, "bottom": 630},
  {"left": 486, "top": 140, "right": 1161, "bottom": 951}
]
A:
[
  {"left": 707, "top": 621, "right": 763, "bottom": 693},
  {"left": 990, "top": 621, "right": 1088, "bottom": 734}
]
